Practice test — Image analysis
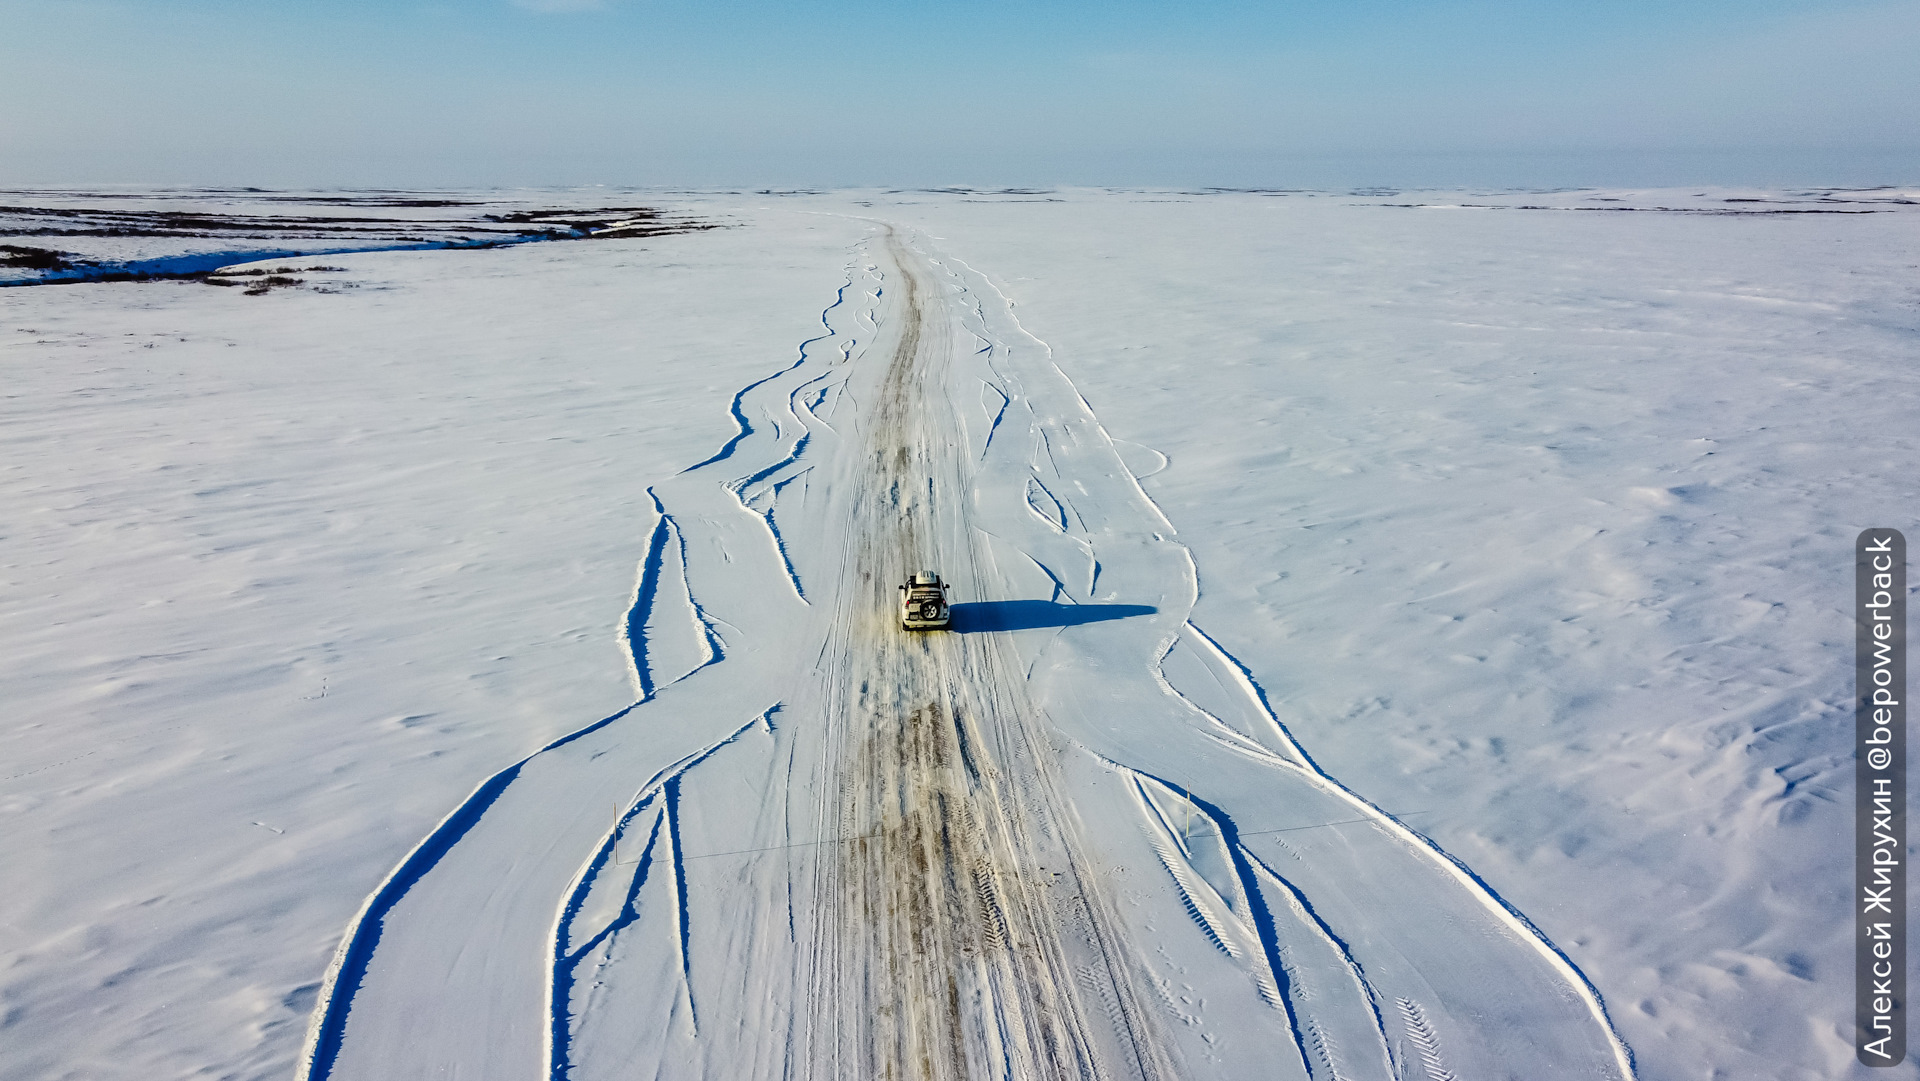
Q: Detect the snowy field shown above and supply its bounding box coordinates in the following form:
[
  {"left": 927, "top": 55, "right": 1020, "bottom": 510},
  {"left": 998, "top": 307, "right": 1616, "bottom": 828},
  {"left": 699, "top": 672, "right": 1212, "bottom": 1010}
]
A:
[{"left": 2, "top": 187, "right": 1916, "bottom": 1081}]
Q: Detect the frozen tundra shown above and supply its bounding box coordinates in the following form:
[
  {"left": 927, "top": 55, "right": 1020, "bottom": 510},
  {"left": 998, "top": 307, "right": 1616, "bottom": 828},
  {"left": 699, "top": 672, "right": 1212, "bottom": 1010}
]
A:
[{"left": 899, "top": 571, "right": 951, "bottom": 630}]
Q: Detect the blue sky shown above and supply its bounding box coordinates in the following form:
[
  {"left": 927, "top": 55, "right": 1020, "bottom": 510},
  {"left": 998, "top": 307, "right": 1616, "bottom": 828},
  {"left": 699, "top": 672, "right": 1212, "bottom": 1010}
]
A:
[{"left": 2, "top": 0, "right": 1915, "bottom": 187}]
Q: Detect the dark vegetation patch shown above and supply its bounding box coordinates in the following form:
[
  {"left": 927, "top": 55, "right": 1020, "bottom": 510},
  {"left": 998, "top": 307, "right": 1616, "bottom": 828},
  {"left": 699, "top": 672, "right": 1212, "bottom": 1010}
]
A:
[
  {"left": 0, "top": 244, "right": 79, "bottom": 270},
  {"left": 265, "top": 196, "right": 480, "bottom": 207},
  {"left": 486, "top": 205, "right": 663, "bottom": 224},
  {"left": 0, "top": 199, "right": 712, "bottom": 245},
  {"left": 243, "top": 276, "right": 305, "bottom": 295},
  {"left": 482, "top": 206, "right": 720, "bottom": 240},
  {"left": 206, "top": 265, "right": 346, "bottom": 294},
  {"left": 1, "top": 194, "right": 721, "bottom": 287},
  {"left": 213, "top": 265, "right": 348, "bottom": 277},
  {"left": 0, "top": 205, "right": 520, "bottom": 239}
]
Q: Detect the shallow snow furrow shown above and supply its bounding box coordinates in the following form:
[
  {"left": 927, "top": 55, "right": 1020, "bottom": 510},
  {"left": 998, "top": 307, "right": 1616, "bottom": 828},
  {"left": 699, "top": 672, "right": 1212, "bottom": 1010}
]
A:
[
  {"left": 731, "top": 468, "right": 813, "bottom": 603},
  {"left": 296, "top": 759, "right": 528, "bottom": 1081},
  {"left": 1127, "top": 773, "right": 1306, "bottom": 1020},
  {"left": 680, "top": 355, "right": 811, "bottom": 474},
  {"left": 1148, "top": 630, "right": 1296, "bottom": 765},
  {"left": 1140, "top": 810, "right": 1322, "bottom": 1072},
  {"left": 1178, "top": 621, "right": 1312, "bottom": 769},
  {"left": 298, "top": 699, "right": 646, "bottom": 1081},
  {"left": 621, "top": 497, "right": 674, "bottom": 700},
  {"left": 545, "top": 711, "right": 766, "bottom": 1077},
  {"left": 792, "top": 371, "right": 842, "bottom": 433},
  {"left": 622, "top": 491, "right": 724, "bottom": 696},
  {"left": 1024, "top": 549, "right": 1072, "bottom": 606},
  {"left": 1027, "top": 474, "right": 1070, "bottom": 532},
  {"left": 1239, "top": 846, "right": 1399, "bottom": 1079},
  {"left": 979, "top": 379, "right": 1010, "bottom": 457},
  {"left": 662, "top": 778, "right": 700, "bottom": 1037},
  {"left": 1224, "top": 715, "right": 1639, "bottom": 1080},
  {"left": 680, "top": 272, "right": 858, "bottom": 474},
  {"left": 1032, "top": 427, "right": 1090, "bottom": 535},
  {"left": 559, "top": 804, "right": 663, "bottom": 964},
  {"left": 662, "top": 509, "right": 726, "bottom": 670},
  {"left": 728, "top": 431, "right": 812, "bottom": 495}
]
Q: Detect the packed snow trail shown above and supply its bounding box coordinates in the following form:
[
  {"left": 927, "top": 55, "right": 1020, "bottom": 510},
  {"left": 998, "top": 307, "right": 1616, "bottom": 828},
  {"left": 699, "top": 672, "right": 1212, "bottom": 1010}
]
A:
[
  {"left": 787, "top": 231, "right": 1173, "bottom": 1081},
  {"left": 299, "top": 220, "right": 1636, "bottom": 1081}
]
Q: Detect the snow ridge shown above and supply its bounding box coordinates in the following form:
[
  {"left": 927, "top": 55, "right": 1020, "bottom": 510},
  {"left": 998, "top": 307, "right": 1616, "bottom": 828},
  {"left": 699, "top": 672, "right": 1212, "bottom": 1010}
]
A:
[
  {"left": 295, "top": 696, "right": 645, "bottom": 1081},
  {"left": 623, "top": 489, "right": 724, "bottom": 698},
  {"left": 545, "top": 713, "right": 768, "bottom": 1078},
  {"left": 680, "top": 268, "right": 859, "bottom": 474}
]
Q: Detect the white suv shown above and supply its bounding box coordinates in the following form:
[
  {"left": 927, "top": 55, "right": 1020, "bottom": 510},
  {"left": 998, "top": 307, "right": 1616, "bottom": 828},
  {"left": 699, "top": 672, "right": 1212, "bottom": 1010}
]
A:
[{"left": 899, "top": 571, "right": 951, "bottom": 630}]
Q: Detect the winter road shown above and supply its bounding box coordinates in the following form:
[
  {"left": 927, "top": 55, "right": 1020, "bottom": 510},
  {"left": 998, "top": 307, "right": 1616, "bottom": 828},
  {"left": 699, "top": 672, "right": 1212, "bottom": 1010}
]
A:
[{"left": 299, "top": 222, "right": 1638, "bottom": 1081}]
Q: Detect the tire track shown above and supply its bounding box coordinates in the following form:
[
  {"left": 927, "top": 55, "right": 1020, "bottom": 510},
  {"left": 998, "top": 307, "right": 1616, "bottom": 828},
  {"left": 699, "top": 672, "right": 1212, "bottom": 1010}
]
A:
[{"left": 1396, "top": 998, "right": 1458, "bottom": 1081}]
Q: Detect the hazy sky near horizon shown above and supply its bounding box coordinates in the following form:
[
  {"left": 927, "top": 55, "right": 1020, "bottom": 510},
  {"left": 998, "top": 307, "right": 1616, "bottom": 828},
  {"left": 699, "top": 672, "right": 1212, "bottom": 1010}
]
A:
[{"left": 3, "top": 0, "right": 1916, "bottom": 188}]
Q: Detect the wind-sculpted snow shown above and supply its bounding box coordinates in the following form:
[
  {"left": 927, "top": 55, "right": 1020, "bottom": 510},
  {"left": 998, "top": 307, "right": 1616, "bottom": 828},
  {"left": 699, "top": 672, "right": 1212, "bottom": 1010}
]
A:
[{"left": 299, "top": 224, "right": 1635, "bottom": 1081}]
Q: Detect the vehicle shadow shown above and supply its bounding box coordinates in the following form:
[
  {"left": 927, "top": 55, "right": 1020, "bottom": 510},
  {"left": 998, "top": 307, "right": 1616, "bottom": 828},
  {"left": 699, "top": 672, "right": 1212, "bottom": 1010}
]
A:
[{"left": 948, "top": 600, "right": 1157, "bottom": 633}]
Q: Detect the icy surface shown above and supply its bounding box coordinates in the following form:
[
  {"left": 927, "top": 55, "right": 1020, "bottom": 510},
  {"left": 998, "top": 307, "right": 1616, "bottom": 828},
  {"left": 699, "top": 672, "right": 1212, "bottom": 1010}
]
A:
[{"left": 2, "top": 187, "right": 1916, "bottom": 1081}]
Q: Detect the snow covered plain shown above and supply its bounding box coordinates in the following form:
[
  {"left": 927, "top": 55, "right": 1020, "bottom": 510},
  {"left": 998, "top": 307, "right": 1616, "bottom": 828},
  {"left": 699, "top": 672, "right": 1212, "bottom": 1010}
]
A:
[{"left": 2, "top": 187, "right": 1916, "bottom": 1081}]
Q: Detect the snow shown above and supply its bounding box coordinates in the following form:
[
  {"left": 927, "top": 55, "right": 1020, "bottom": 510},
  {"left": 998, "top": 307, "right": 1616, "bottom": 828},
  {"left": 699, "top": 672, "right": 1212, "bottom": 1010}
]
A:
[
  {"left": 1, "top": 214, "right": 856, "bottom": 1079},
  {"left": 2, "top": 187, "right": 1916, "bottom": 1081},
  {"left": 876, "top": 187, "right": 1920, "bottom": 1080}
]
